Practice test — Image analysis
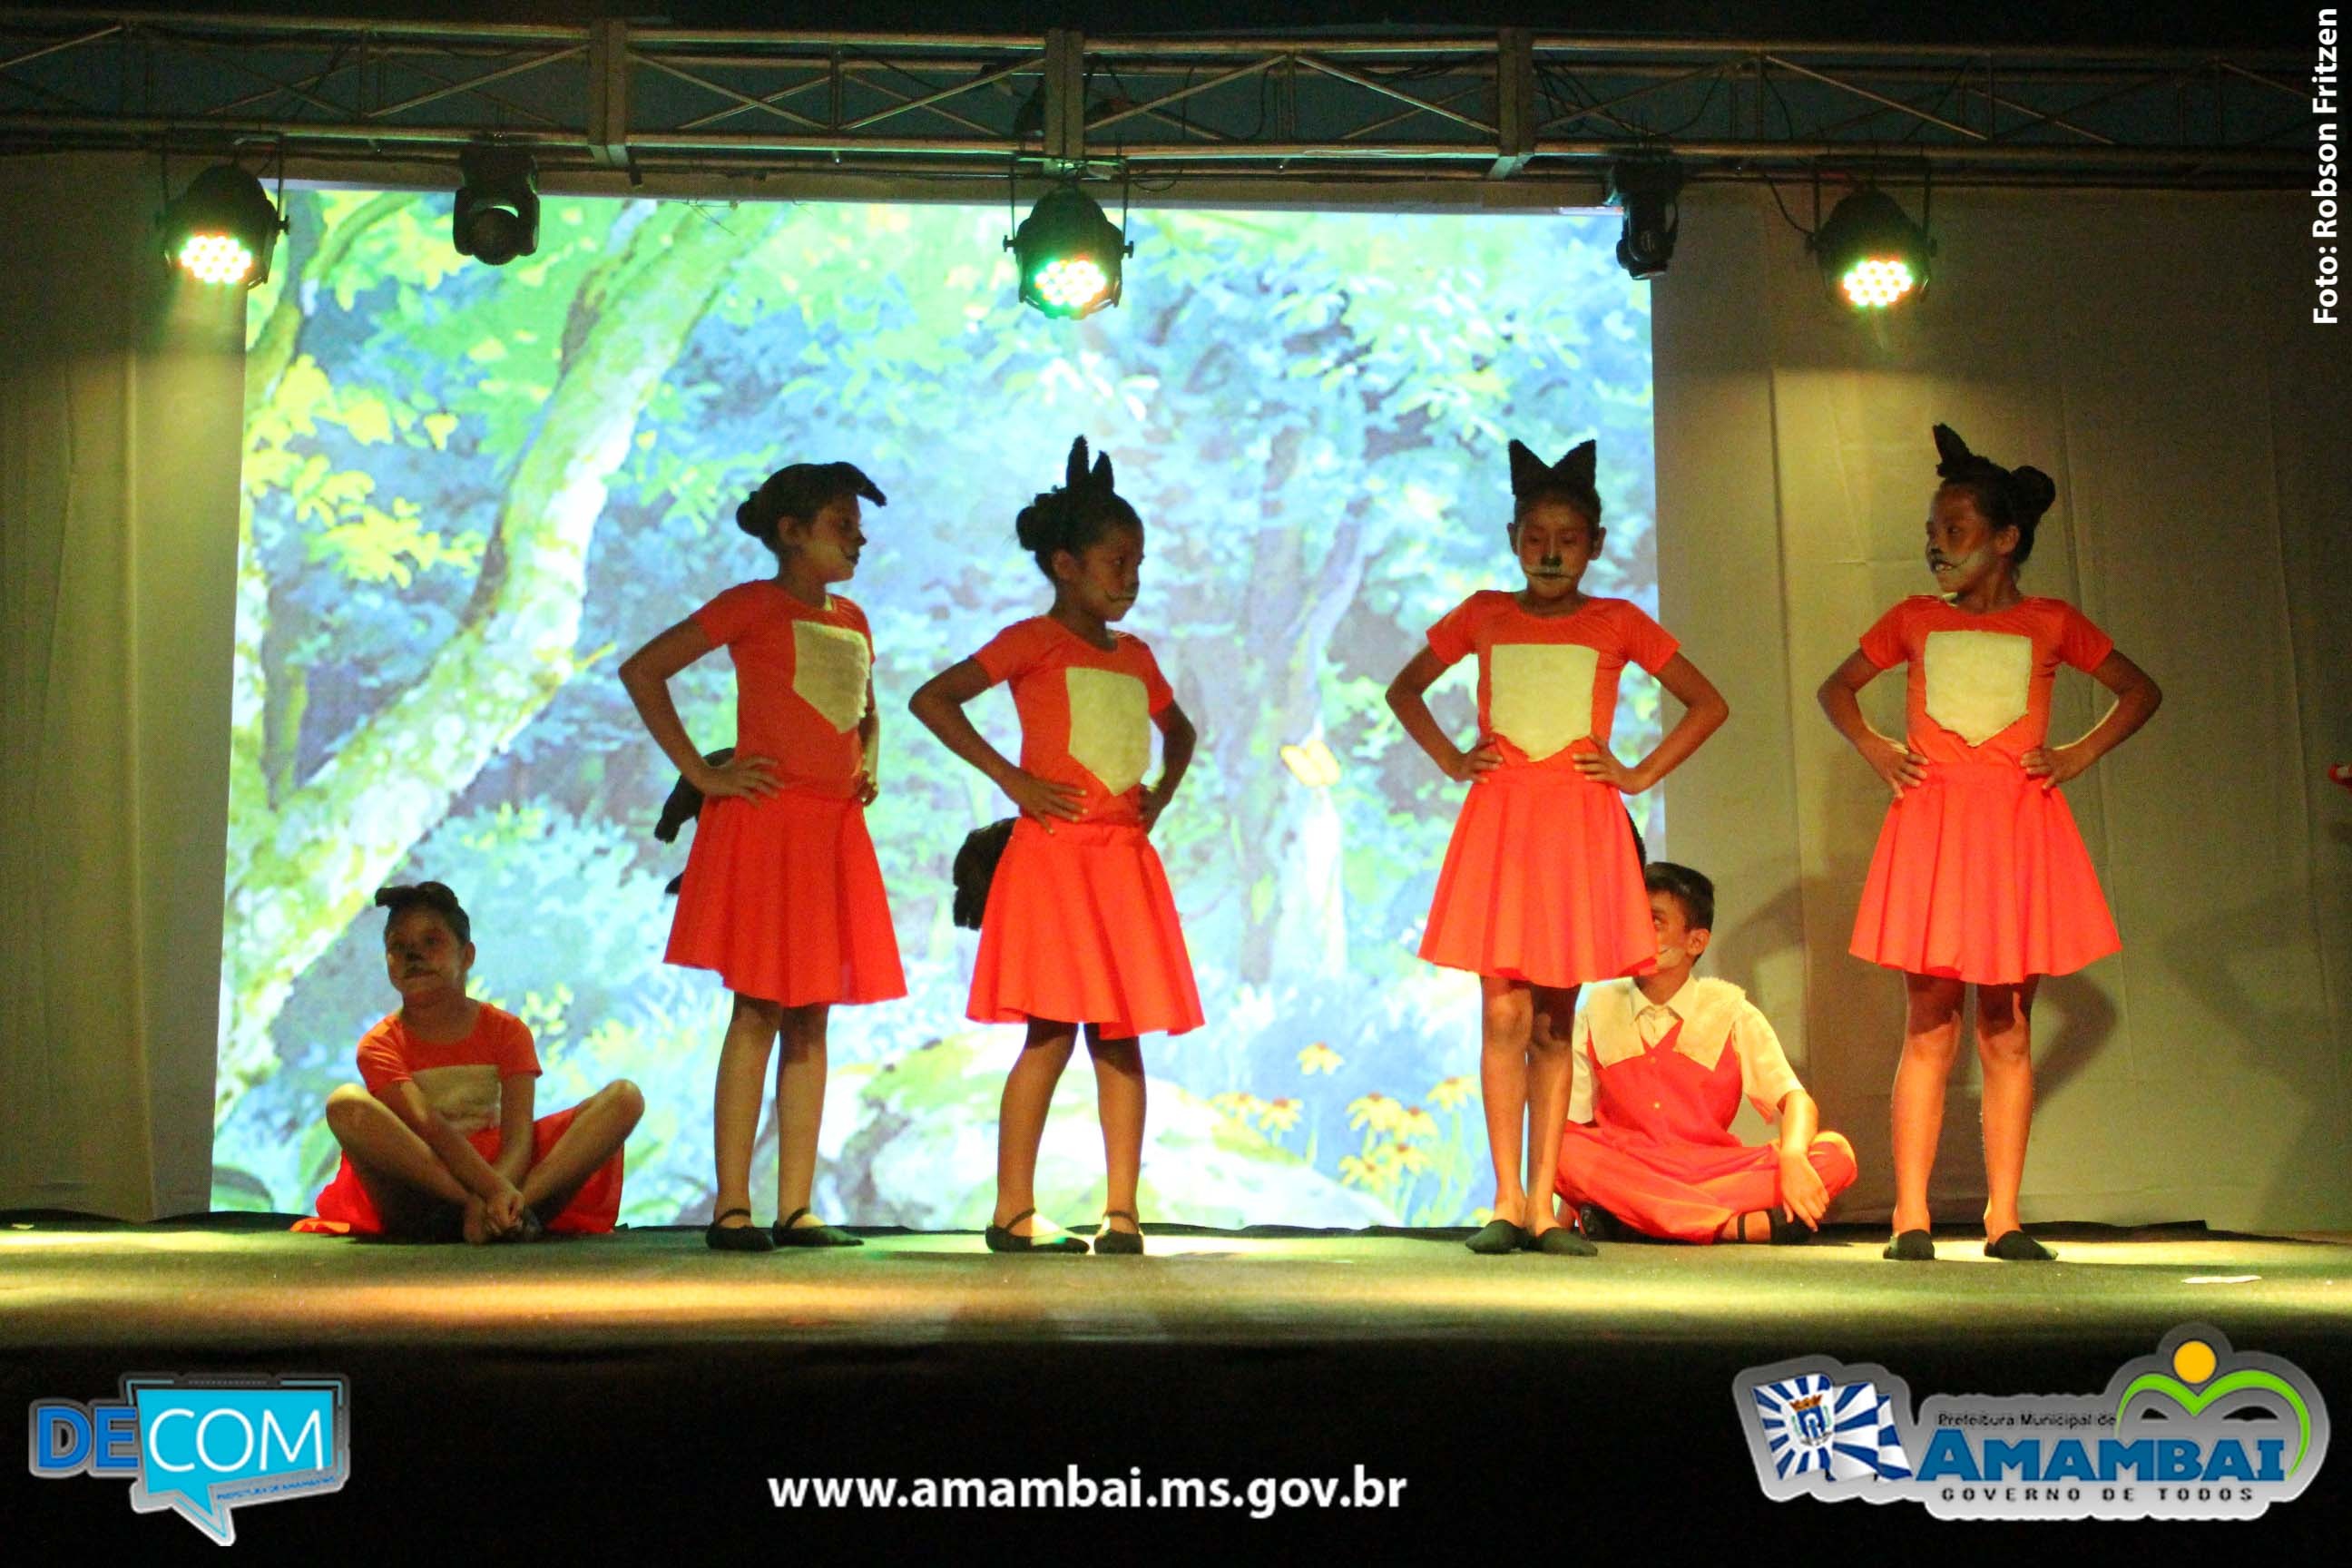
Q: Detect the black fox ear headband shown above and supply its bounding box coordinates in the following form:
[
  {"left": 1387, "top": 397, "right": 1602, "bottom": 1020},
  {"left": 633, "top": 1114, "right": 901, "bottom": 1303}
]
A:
[
  {"left": 1063, "top": 435, "right": 1117, "bottom": 497},
  {"left": 1931, "top": 424, "right": 2056, "bottom": 520},
  {"left": 1507, "top": 438, "right": 1597, "bottom": 499}
]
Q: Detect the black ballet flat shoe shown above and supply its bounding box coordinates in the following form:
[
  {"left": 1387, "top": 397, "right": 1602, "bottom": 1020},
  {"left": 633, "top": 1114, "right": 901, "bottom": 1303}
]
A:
[
  {"left": 1576, "top": 1203, "right": 1630, "bottom": 1244},
  {"left": 705, "top": 1207, "right": 774, "bottom": 1253},
  {"left": 1984, "top": 1230, "right": 2057, "bottom": 1262},
  {"left": 1882, "top": 1229, "right": 1936, "bottom": 1261},
  {"left": 1465, "top": 1219, "right": 1529, "bottom": 1255},
  {"left": 983, "top": 1207, "right": 1089, "bottom": 1254},
  {"left": 1092, "top": 1209, "right": 1145, "bottom": 1257},
  {"left": 1767, "top": 1211, "right": 1813, "bottom": 1246},
  {"left": 772, "top": 1206, "right": 864, "bottom": 1248},
  {"left": 1528, "top": 1226, "right": 1598, "bottom": 1257}
]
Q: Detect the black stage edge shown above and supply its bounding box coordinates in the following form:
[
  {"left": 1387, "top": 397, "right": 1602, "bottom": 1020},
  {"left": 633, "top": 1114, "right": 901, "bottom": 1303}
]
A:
[{"left": 6, "top": 1216, "right": 2349, "bottom": 1554}]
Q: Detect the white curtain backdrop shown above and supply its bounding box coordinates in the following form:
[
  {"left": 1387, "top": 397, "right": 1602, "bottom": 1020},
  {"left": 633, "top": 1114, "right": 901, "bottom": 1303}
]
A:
[{"left": 0, "top": 153, "right": 242, "bottom": 1219}]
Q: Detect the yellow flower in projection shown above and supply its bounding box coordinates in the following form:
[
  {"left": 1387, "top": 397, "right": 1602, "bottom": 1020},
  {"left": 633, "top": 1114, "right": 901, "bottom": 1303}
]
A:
[
  {"left": 1298, "top": 1042, "right": 1344, "bottom": 1076},
  {"left": 1259, "top": 1097, "right": 1302, "bottom": 1132},
  {"left": 1426, "top": 1074, "right": 1475, "bottom": 1112},
  {"left": 1348, "top": 1092, "right": 1409, "bottom": 1134},
  {"left": 1392, "top": 1141, "right": 1433, "bottom": 1174},
  {"left": 1338, "top": 1154, "right": 1379, "bottom": 1189},
  {"left": 1210, "top": 1091, "right": 1266, "bottom": 1123},
  {"left": 1400, "top": 1106, "right": 1440, "bottom": 1142}
]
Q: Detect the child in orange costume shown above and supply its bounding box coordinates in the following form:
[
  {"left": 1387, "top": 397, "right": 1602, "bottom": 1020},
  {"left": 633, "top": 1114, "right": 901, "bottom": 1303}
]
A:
[
  {"left": 1818, "top": 425, "right": 2161, "bottom": 1262},
  {"left": 1387, "top": 439, "right": 1729, "bottom": 1256},
  {"left": 1555, "top": 863, "right": 1857, "bottom": 1245},
  {"left": 620, "top": 462, "right": 906, "bottom": 1252},
  {"left": 314, "top": 883, "right": 641, "bottom": 1242},
  {"left": 909, "top": 438, "right": 1200, "bottom": 1257}
]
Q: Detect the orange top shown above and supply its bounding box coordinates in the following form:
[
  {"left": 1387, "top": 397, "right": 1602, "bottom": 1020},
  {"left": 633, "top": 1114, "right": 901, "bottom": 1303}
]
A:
[
  {"left": 1858, "top": 594, "right": 2113, "bottom": 768},
  {"left": 973, "top": 616, "right": 1175, "bottom": 826},
  {"left": 1424, "top": 592, "right": 1681, "bottom": 776},
  {"left": 355, "top": 1003, "right": 539, "bottom": 1136},
  {"left": 692, "top": 581, "right": 875, "bottom": 798}
]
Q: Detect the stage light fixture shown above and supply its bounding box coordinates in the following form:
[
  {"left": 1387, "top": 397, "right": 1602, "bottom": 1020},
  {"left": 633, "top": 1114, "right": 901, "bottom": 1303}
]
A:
[
  {"left": 1811, "top": 187, "right": 1933, "bottom": 310},
  {"left": 160, "top": 163, "right": 284, "bottom": 289},
  {"left": 1006, "top": 180, "right": 1132, "bottom": 319},
  {"left": 1605, "top": 159, "right": 1683, "bottom": 280},
  {"left": 454, "top": 146, "right": 540, "bottom": 267}
]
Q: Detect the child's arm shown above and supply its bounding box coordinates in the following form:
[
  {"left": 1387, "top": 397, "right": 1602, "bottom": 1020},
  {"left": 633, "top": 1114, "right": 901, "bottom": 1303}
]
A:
[
  {"left": 486, "top": 1076, "right": 536, "bottom": 1235},
  {"left": 1773, "top": 1089, "right": 1830, "bottom": 1232},
  {"left": 855, "top": 675, "right": 881, "bottom": 805},
  {"left": 619, "top": 620, "right": 779, "bottom": 801},
  {"left": 907, "top": 659, "right": 1083, "bottom": 820},
  {"left": 1384, "top": 650, "right": 1499, "bottom": 782},
  {"left": 1573, "top": 653, "right": 1730, "bottom": 791},
  {"left": 1140, "top": 700, "right": 1197, "bottom": 832},
  {"left": 1817, "top": 651, "right": 1928, "bottom": 798},
  {"left": 377, "top": 1079, "right": 526, "bottom": 1216},
  {"left": 2024, "top": 650, "right": 2161, "bottom": 787}
]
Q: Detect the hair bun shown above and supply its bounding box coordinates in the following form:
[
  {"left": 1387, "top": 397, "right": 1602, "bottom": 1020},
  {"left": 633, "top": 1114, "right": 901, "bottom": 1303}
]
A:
[
  {"left": 734, "top": 493, "right": 769, "bottom": 539},
  {"left": 2008, "top": 465, "right": 2057, "bottom": 520}
]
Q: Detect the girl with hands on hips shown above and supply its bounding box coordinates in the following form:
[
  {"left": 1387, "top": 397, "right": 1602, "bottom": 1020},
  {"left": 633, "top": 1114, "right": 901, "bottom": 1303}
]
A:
[{"left": 620, "top": 460, "right": 908, "bottom": 1253}]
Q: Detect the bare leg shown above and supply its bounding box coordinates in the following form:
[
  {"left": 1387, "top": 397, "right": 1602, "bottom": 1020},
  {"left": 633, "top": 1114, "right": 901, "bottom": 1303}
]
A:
[
  {"left": 1889, "top": 973, "right": 1965, "bottom": 1237},
  {"left": 1478, "top": 978, "right": 1535, "bottom": 1226},
  {"left": 1086, "top": 1027, "right": 1146, "bottom": 1236},
  {"left": 773, "top": 1004, "right": 831, "bottom": 1225},
  {"left": 994, "top": 1018, "right": 1078, "bottom": 1238},
  {"left": 1975, "top": 978, "right": 2040, "bottom": 1240},
  {"left": 711, "top": 994, "right": 782, "bottom": 1228},
  {"left": 1522, "top": 983, "right": 1582, "bottom": 1240},
  {"left": 323, "top": 1085, "right": 468, "bottom": 1240},
  {"left": 517, "top": 1080, "right": 644, "bottom": 1220}
]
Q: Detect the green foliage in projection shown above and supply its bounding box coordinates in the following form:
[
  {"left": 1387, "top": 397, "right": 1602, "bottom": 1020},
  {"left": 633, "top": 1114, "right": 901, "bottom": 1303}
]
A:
[{"left": 215, "top": 192, "right": 1658, "bottom": 1227}]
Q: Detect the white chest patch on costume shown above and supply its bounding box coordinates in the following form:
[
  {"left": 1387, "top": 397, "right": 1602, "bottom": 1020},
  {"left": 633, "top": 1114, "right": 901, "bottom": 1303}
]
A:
[
  {"left": 409, "top": 1063, "right": 502, "bottom": 1136},
  {"left": 1922, "top": 629, "right": 2033, "bottom": 746},
  {"left": 792, "top": 621, "right": 871, "bottom": 733},
  {"left": 1064, "top": 666, "right": 1151, "bottom": 794},
  {"left": 1488, "top": 642, "right": 1600, "bottom": 760}
]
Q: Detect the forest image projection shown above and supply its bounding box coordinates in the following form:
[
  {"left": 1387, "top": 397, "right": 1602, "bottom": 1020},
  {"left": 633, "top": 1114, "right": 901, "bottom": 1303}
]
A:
[{"left": 217, "top": 191, "right": 1658, "bottom": 1227}]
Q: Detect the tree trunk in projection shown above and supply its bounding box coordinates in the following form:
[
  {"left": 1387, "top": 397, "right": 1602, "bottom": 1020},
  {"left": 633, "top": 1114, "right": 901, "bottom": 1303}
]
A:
[
  {"left": 215, "top": 203, "right": 761, "bottom": 1120},
  {"left": 1220, "top": 426, "right": 1367, "bottom": 987}
]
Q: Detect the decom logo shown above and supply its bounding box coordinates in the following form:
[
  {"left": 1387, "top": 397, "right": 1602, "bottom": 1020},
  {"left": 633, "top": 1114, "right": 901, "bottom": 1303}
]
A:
[
  {"left": 1733, "top": 1326, "right": 2328, "bottom": 1521},
  {"left": 28, "top": 1373, "right": 350, "bottom": 1544}
]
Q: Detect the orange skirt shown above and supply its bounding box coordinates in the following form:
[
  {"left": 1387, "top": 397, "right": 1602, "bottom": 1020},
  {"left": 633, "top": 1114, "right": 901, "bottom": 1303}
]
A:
[
  {"left": 665, "top": 787, "right": 906, "bottom": 1007},
  {"left": 967, "top": 817, "right": 1203, "bottom": 1037},
  {"left": 1849, "top": 761, "right": 2120, "bottom": 984},
  {"left": 310, "top": 1105, "right": 624, "bottom": 1236},
  {"left": 1418, "top": 768, "right": 1654, "bottom": 988}
]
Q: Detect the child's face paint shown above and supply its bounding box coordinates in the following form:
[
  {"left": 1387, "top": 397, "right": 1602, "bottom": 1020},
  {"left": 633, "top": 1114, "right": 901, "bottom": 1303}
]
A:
[
  {"left": 1648, "top": 889, "right": 1707, "bottom": 977},
  {"left": 1055, "top": 520, "right": 1145, "bottom": 624},
  {"left": 384, "top": 909, "right": 472, "bottom": 1004},
  {"left": 1509, "top": 499, "right": 1601, "bottom": 604},
  {"left": 781, "top": 496, "right": 867, "bottom": 585},
  {"left": 1924, "top": 488, "right": 2017, "bottom": 597}
]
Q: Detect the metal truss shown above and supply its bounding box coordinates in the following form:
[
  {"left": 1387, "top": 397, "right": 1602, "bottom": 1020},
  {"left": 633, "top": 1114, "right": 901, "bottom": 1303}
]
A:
[{"left": 0, "top": 9, "right": 2317, "bottom": 201}]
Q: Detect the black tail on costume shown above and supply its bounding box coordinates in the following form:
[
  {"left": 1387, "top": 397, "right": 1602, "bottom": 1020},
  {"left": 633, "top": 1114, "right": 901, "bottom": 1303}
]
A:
[
  {"left": 658, "top": 748, "right": 735, "bottom": 895},
  {"left": 952, "top": 818, "right": 1018, "bottom": 928},
  {"left": 1625, "top": 806, "right": 1646, "bottom": 868}
]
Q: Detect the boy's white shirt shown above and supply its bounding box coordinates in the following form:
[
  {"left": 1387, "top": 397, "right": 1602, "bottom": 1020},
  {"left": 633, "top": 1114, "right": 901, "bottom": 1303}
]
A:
[{"left": 1566, "top": 974, "right": 1802, "bottom": 1127}]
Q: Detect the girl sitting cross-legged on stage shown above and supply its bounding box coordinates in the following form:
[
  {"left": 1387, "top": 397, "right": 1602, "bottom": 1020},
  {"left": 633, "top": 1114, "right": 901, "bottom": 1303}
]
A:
[
  {"left": 314, "top": 882, "right": 642, "bottom": 1244},
  {"left": 1387, "top": 437, "right": 1729, "bottom": 1257},
  {"left": 1818, "top": 424, "right": 2161, "bottom": 1264},
  {"left": 620, "top": 461, "right": 906, "bottom": 1252},
  {"left": 909, "top": 437, "right": 1202, "bottom": 1258}
]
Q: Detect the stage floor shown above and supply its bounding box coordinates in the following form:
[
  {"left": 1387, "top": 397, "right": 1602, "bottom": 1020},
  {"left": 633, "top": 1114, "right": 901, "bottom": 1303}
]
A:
[{"left": 7, "top": 1220, "right": 2349, "bottom": 1551}]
